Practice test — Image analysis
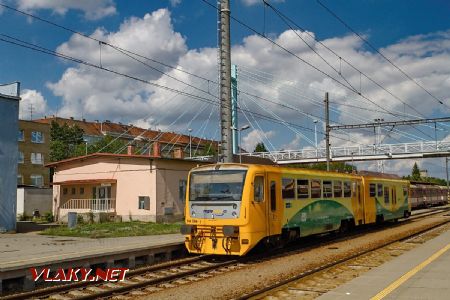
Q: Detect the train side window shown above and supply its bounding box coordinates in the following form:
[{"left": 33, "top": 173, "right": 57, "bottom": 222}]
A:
[
  {"left": 270, "top": 181, "right": 276, "bottom": 211},
  {"left": 254, "top": 176, "right": 264, "bottom": 202},
  {"left": 377, "top": 183, "right": 383, "bottom": 197},
  {"left": 323, "top": 180, "right": 332, "bottom": 198},
  {"left": 297, "top": 179, "right": 309, "bottom": 199},
  {"left": 369, "top": 184, "right": 376, "bottom": 197},
  {"left": 311, "top": 180, "right": 321, "bottom": 198},
  {"left": 384, "top": 187, "right": 390, "bottom": 204},
  {"left": 343, "top": 181, "right": 352, "bottom": 197},
  {"left": 282, "top": 178, "right": 295, "bottom": 200},
  {"left": 333, "top": 181, "right": 342, "bottom": 198}
]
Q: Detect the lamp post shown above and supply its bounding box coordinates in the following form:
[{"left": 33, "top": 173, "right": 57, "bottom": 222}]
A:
[
  {"left": 83, "top": 139, "right": 88, "bottom": 156},
  {"left": 237, "top": 125, "right": 250, "bottom": 164},
  {"left": 313, "top": 119, "right": 318, "bottom": 158},
  {"left": 188, "top": 128, "right": 192, "bottom": 158}
]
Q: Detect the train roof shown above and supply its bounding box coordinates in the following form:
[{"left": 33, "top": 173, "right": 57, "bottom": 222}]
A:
[{"left": 190, "top": 163, "right": 407, "bottom": 183}]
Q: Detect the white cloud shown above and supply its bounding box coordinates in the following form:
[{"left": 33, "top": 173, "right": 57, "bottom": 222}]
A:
[
  {"left": 242, "top": 0, "right": 285, "bottom": 6},
  {"left": 46, "top": 6, "right": 450, "bottom": 160},
  {"left": 16, "top": 0, "right": 116, "bottom": 20},
  {"left": 169, "top": 0, "right": 182, "bottom": 7},
  {"left": 241, "top": 129, "right": 276, "bottom": 152},
  {"left": 19, "top": 89, "right": 48, "bottom": 120}
]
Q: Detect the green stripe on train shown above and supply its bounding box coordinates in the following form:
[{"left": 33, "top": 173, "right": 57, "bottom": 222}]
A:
[
  {"left": 283, "top": 200, "right": 354, "bottom": 237},
  {"left": 375, "top": 197, "right": 409, "bottom": 220}
]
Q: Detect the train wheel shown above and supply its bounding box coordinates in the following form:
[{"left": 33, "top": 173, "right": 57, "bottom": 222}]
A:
[{"left": 339, "top": 220, "right": 349, "bottom": 234}]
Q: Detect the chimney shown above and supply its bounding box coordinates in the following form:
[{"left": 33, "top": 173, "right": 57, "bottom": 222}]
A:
[
  {"left": 127, "top": 145, "right": 135, "bottom": 155},
  {"left": 173, "top": 147, "right": 184, "bottom": 159},
  {"left": 153, "top": 142, "right": 161, "bottom": 158}
]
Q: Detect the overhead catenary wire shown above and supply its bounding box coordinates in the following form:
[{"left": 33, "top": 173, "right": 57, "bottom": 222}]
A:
[{"left": 315, "top": 0, "right": 449, "bottom": 109}]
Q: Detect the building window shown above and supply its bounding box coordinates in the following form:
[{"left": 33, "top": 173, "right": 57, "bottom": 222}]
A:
[
  {"left": 282, "top": 178, "right": 295, "bottom": 199},
  {"left": 31, "top": 131, "right": 44, "bottom": 143},
  {"left": 179, "top": 180, "right": 187, "bottom": 202},
  {"left": 369, "top": 183, "right": 376, "bottom": 197},
  {"left": 17, "top": 174, "right": 23, "bottom": 185},
  {"left": 333, "top": 181, "right": 342, "bottom": 198},
  {"left": 18, "top": 151, "right": 24, "bottom": 164},
  {"left": 254, "top": 176, "right": 264, "bottom": 202},
  {"left": 138, "top": 196, "right": 150, "bottom": 210},
  {"left": 311, "top": 180, "right": 321, "bottom": 198},
  {"left": 18, "top": 130, "right": 24, "bottom": 141},
  {"left": 71, "top": 187, "right": 76, "bottom": 195},
  {"left": 31, "top": 153, "right": 44, "bottom": 165},
  {"left": 80, "top": 187, "right": 85, "bottom": 195},
  {"left": 297, "top": 179, "right": 309, "bottom": 199},
  {"left": 323, "top": 180, "right": 332, "bottom": 198},
  {"left": 63, "top": 187, "right": 68, "bottom": 195},
  {"left": 30, "top": 174, "right": 43, "bottom": 187}
]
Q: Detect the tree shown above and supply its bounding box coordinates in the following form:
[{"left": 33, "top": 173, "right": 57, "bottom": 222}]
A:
[
  {"left": 411, "top": 162, "right": 421, "bottom": 181},
  {"left": 86, "top": 135, "right": 128, "bottom": 155},
  {"left": 254, "top": 142, "right": 268, "bottom": 152},
  {"left": 49, "top": 121, "right": 84, "bottom": 161}
]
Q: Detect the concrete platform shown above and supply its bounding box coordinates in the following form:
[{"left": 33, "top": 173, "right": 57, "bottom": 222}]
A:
[
  {"left": 0, "top": 232, "right": 184, "bottom": 292},
  {"left": 318, "top": 226, "right": 450, "bottom": 300}
]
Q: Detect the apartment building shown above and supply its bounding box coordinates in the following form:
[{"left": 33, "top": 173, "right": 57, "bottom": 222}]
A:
[{"left": 18, "top": 120, "right": 50, "bottom": 187}]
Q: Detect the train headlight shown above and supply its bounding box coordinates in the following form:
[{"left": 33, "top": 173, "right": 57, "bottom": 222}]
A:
[
  {"left": 232, "top": 211, "right": 237, "bottom": 218},
  {"left": 191, "top": 211, "right": 196, "bottom": 217}
]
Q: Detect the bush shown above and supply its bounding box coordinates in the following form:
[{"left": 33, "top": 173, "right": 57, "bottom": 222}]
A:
[
  {"left": 77, "top": 214, "right": 84, "bottom": 225},
  {"left": 44, "top": 212, "right": 54, "bottom": 223}
]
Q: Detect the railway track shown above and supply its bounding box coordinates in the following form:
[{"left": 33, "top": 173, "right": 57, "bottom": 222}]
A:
[
  {"left": 2, "top": 206, "right": 448, "bottom": 300},
  {"left": 239, "top": 214, "right": 450, "bottom": 300}
]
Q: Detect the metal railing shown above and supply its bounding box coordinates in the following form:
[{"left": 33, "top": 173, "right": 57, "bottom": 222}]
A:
[
  {"left": 243, "top": 140, "right": 450, "bottom": 162},
  {"left": 60, "top": 198, "right": 116, "bottom": 212}
]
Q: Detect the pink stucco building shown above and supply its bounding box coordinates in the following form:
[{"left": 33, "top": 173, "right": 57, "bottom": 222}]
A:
[{"left": 47, "top": 152, "right": 204, "bottom": 223}]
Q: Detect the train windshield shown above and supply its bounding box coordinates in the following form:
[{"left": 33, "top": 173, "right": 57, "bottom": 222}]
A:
[{"left": 189, "top": 170, "right": 247, "bottom": 201}]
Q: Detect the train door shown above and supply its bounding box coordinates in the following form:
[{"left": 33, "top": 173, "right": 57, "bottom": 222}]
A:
[
  {"left": 356, "top": 181, "right": 364, "bottom": 225},
  {"left": 252, "top": 174, "right": 267, "bottom": 237},
  {"left": 266, "top": 172, "right": 281, "bottom": 237}
]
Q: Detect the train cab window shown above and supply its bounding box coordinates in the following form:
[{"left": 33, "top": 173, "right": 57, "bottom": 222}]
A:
[
  {"left": 311, "top": 180, "right": 321, "bottom": 198},
  {"left": 343, "top": 181, "right": 352, "bottom": 197},
  {"left": 323, "top": 181, "right": 332, "bottom": 198},
  {"left": 270, "top": 181, "right": 276, "bottom": 211},
  {"left": 297, "top": 179, "right": 309, "bottom": 199},
  {"left": 384, "top": 187, "right": 390, "bottom": 204},
  {"left": 254, "top": 176, "right": 264, "bottom": 202},
  {"left": 333, "top": 181, "right": 342, "bottom": 198},
  {"left": 282, "top": 178, "right": 295, "bottom": 200},
  {"left": 377, "top": 184, "right": 383, "bottom": 197},
  {"left": 369, "top": 184, "right": 376, "bottom": 197}
]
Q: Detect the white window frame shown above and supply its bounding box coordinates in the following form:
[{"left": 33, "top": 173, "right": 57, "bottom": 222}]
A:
[
  {"left": 30, "top": 174, "right": 43, "bottom": 187},
  {"left": 18, "top": 130, "right": 24, "bottom": 141},
  {"left": 31, "top": 131, "right": 44, "bottom": 143},
  {"left": 31, "top": 152, "right": 44, "bottom": 165},
  {"left": 18, "top": 151, "right": 24, "bottom": 164}
]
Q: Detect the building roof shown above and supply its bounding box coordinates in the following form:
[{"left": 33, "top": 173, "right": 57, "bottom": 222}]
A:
[
  {"left": 34, "top": 116, "right": 217, "bottom": 148},
  {"left": 45, "top": 152, "right": 204, "bottom": 168}
]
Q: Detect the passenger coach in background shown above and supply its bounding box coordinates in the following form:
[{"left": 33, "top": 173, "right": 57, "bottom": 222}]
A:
[
  {"left": 409, "top": 181, "right": 449, "bottom": 209},
  {"left": 181, "top": 164, "right": 411, "bottom": 256}
]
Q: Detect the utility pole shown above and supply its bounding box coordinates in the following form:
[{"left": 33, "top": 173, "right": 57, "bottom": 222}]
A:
[
  {"left": 324, "top": 92, "right": 330, "bottom": 171},
  {"left": 219, "top": 0, "right": 233, "bottom": 163}
]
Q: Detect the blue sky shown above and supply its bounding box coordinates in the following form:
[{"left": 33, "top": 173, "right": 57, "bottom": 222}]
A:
[{"left": 1, "top": 0, "right": 450, "bottom": 177}]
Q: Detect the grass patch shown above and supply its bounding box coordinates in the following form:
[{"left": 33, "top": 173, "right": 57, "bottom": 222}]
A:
[{"left": 40, "top": 221, "right": 182, "bottom": 238}]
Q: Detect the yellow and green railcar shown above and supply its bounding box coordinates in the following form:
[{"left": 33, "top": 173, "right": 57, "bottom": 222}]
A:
[{"left": 181, "top": 163, "right": 410, "bottom": 256}]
